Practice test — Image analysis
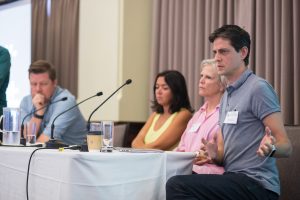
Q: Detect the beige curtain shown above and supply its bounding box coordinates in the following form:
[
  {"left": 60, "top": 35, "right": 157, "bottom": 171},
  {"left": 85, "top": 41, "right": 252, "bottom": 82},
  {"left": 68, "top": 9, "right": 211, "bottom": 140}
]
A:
[
  {"left": 151, "top": 0, "right": 300, "bottom": 125},
  {"left": 31, "top": 0, "right": 79, "bottom": 96}
]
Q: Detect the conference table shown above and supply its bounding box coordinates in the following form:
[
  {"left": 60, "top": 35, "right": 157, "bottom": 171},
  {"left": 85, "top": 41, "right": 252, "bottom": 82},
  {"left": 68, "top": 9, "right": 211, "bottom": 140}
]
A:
[{"left": 0, "top": 146, "right": 195, "bottom": 200}]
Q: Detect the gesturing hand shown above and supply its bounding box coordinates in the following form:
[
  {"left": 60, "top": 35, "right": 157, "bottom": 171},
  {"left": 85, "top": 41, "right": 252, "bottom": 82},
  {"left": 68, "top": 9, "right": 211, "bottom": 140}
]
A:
[
  {"left": 257, "top": 126, "right": 276, "bottom": 157},
  {"left": 193, "top": 149, "right": 210, "bottom": 166},
  {"left": 194, "top": 136, "right": 218, "bottom": 166},
  {"left": 202, "top": 136, "right": 218, "bottom": 160}
]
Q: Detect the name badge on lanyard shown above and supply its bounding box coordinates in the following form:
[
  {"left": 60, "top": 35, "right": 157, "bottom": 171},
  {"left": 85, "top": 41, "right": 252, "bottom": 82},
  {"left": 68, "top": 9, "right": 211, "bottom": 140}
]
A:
[{"left": 224, "top": 111, "right": 238, "bottom": 124}]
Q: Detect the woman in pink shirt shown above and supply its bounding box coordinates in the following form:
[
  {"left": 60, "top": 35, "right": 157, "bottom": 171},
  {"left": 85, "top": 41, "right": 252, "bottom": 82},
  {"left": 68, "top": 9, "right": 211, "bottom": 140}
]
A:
[{"left": 176, "top": 59, "right": 227, "bottom": 174}]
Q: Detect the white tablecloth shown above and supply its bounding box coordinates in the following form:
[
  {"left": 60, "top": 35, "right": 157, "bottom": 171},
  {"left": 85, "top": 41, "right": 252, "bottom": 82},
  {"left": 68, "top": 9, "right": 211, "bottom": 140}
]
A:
[{"left": 0, "top": 147, "right": 194, "bottom": 200}]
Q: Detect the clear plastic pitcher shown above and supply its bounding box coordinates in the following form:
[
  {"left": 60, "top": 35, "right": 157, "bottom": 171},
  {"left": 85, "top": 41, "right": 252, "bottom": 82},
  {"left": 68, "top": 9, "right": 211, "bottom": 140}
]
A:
[{"left": 0, "top": 107, "right": 21, "bottom": 145}]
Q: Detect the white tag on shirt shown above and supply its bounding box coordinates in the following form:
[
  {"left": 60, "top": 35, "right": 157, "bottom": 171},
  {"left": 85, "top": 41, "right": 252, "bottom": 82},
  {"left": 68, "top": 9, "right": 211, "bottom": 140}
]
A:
[
  {"left": 224, "top": 111, "right": 238, "bottom": 124},
  {"left": 189, "top": 123, "right": 201, "bottom": 132}
]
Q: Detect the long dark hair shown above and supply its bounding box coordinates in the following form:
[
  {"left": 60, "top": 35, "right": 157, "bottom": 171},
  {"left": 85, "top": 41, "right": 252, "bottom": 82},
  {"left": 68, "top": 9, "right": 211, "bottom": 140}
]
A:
[{"left": 151, "top": 70, "right": 193, "bottom": 114}]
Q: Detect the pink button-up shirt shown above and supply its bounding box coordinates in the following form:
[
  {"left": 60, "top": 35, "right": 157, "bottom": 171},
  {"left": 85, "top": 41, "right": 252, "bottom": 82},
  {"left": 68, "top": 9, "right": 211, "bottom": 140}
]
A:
[{"left": 176, "top": 102, "right": 224, "bottom": 174}]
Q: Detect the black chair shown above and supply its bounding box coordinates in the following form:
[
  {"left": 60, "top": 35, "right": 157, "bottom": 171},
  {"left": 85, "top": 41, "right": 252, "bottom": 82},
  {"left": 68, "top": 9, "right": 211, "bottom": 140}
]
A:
[{"left": 277, "top": 126, "right": 300, "bottom": 200}]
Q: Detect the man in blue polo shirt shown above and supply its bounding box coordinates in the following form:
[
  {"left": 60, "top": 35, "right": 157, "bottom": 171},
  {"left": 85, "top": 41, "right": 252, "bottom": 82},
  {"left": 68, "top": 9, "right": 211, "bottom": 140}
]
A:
[
  {"left": 20, "top": 60, "right": 87, "bottom": 145},
  {"left": 166, "top": 25, "right": 292, "bottom": 200}
]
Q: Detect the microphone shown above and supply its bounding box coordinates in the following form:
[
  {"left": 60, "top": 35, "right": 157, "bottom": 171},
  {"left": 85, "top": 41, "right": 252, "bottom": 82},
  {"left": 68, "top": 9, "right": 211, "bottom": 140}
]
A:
[
  {"left": 46, "top": 91, "right": 103, "bottom": 148},
  {"left": 86, "top": 79, "right": 132, "bottom": 131},
  {"left": 20, "top": 97, "right": 68, "bottom": 146}
]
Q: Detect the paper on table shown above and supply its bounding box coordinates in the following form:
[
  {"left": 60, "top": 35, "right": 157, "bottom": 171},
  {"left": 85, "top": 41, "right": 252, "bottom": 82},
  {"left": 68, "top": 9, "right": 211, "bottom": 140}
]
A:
[{"left": 116, "top": 147, "right": 164, "bottom": 153}]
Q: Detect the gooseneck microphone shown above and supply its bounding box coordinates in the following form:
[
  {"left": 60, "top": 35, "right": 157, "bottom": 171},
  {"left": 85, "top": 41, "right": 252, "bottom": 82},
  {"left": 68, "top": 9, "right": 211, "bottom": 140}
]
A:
[
  {"left": 45, "top": 92, "right": 103, "bottom": 148},
  {"left": 20, "top": 97, "right": 68, "bottom": 146},
  {"left": 86, "top": 79, "right": 132, "bottom": 131}
]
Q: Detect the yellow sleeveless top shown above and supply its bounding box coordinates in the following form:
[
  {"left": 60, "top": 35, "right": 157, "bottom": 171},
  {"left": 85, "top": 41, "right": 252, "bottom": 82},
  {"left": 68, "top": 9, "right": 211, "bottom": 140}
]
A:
[{"left": 144, "top": 112, "right": 178, "bottom": 150}]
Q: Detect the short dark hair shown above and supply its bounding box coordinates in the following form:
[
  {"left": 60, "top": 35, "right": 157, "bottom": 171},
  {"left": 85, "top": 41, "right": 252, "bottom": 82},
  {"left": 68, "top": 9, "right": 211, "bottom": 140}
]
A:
[
  {"left": 209, "top": 25, "right": 251, "bottom": 65},
  {"left": 151, "top": 70, "right": 193, "bottom": 114},
  {"left": 29, "top": 60, "right": 56, "bottom": 81}
]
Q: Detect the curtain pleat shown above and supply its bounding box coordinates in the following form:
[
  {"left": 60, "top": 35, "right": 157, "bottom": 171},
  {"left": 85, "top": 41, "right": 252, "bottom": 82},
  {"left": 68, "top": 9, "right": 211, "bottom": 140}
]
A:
[
  {"left": 293, "top": 0, "right": 300, "bottom": 123},
  {"left": 31, "top": 0, "right": 47, "bottom": 61},
  {"left": 151, "top": 0, "right": 300, "bottom": 125}
]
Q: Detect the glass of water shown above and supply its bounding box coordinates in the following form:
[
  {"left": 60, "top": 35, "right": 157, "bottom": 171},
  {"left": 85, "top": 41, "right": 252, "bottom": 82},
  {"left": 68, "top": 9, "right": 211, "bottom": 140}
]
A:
[
  {"left": 26, "top": 122, "right": 36, "bottom": 145},
  {"left": 101, "top": 121, "right": 114, "bottom": 152}
]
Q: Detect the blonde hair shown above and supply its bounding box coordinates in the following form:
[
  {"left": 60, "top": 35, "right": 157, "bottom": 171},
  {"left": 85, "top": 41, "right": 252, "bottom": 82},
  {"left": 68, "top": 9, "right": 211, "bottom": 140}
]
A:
[{"left": 200, "top": 59, "right": 227, "bottom": 88}]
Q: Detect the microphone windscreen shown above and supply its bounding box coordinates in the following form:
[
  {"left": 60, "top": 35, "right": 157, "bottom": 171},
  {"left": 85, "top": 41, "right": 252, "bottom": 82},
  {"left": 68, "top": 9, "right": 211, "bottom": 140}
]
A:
[
  {"left": 96, "top": 92, "right": 103, "bottom": 96},
  {"left": 126, "top": 79, "right": 132, "bottom": 85}
]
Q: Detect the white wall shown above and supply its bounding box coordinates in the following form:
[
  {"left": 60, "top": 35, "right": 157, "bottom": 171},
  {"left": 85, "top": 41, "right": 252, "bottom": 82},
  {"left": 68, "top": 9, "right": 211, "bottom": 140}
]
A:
[
  {"left": 0, "top": 0, "right": 31, "bottom": 108},
  {"left": 78, "top": 0, "right": 151, "bottom": 122},
  {"left": 119, "top": 0, "right": 152, "bottom": 121},
  {"left": 78, "top": 0, "right": 119, "bottom": 121}
]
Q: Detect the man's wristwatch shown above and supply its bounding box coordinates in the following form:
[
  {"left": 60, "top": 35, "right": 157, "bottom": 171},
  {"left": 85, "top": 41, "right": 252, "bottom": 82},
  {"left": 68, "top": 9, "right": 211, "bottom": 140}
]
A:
[
  {"left": 34, "top": 113, "right": 44, "bottom": 119},
  {"left": 269, "top": 144, "right": 276, "bottom": 157}
]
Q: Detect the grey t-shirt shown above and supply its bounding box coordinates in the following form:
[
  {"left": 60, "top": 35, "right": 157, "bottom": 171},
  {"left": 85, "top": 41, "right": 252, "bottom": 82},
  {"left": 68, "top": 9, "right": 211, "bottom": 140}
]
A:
[
  {"left": 220, "top": 69, "right": 281, "bottom": 194},
  {"left": 20, "top": 86, "right": 87, "bottom": 145}
]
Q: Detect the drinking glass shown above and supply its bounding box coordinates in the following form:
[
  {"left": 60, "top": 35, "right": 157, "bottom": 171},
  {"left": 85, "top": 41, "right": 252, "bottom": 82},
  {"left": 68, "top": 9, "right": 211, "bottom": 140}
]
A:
[
  {"left": 87, "top": 122, "right": 102, "bottom": 152},
  {"left": 101, "top": 121, "right": 114, "bottom": 152},
  {"left": 26, "top": 122, "right": 36, "bottom": 145}
]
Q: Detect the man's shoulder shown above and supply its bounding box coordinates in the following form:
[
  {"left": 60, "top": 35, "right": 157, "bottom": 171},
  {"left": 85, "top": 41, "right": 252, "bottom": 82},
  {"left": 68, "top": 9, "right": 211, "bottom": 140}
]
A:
[
  {"left": 20, "top": 94, "right": 32, "bottom": 104},
  {"left": 247, "top": 73, "right": 263, "bottom": 82},
  {"left": 0, "top": 47, "right": 10, "bottom": 59},
  {"left": 53, "top": 87, "right": 75, "bottom": 101},
  {"left": 0, "top": 46, "right": 9, "bottom": 54},
  {"left": 20, "top": 94, "right": 33, "bottom": 110},
  {"left": 247, "top": 75, "right": 274, "bottom": 92}
]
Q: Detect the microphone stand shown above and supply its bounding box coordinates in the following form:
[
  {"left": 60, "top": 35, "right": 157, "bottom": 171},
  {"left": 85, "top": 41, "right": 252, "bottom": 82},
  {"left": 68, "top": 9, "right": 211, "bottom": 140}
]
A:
[
  {"left": 46, "top": 92, "right": 103, "bottom": 149},
  {"left": 86, "top": 79, "right": 132, "bottom": 131},
  {"left": 20, "top": 97, "right": 68, "bottom": 146}
]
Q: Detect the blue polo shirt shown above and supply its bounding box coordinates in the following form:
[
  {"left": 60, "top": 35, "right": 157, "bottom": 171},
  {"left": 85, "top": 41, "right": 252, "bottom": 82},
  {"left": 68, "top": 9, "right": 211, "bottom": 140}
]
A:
[
  {"left": 220, "top": 69, "right": 281, "bottom": 194},
  {"left": 20, "top": 87, "right": 87, "bottom": 145}
]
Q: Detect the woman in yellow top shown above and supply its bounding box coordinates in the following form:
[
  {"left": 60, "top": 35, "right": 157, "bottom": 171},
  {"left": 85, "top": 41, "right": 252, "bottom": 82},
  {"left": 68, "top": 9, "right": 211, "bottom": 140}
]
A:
[{"left": 132, "top": 70, "right": 193, "bottom": 150}]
